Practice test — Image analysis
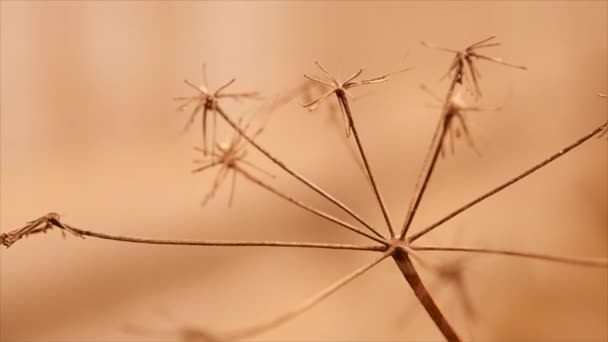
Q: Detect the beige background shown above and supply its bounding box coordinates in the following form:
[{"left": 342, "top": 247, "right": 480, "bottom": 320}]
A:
[{"left": 1, "top": 1, "right": 607, "bottom": 341}]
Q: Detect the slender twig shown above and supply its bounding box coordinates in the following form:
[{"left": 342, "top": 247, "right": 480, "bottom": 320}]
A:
[
  {"left": 69, "top": 228, "right": 385, "bottom": 252},
  {"left": 236, "top": 166, "right": 388, "bottom": 244},
  {"left": 412, "top": 246, "right": 608, "bottom": 268},
  {"left": 336, "top": 91, "right": 395, "bottom": 237},
  {"left": 392, "top": 249, "right": 461, "bottom": 342},
  {"left": 215, "top": 104, "right": 385, "bottom": 239},
  {"left": 408, "top": 121, "right": 608, "bottom": 243},
  {"left": 398, "top": 72, "right": 460, "bottom": 240},
  {"left": 301, "top": 62, "right": 401, "bottom": 236},
  {"left": 399, "top": 38, "right": 527, "bottom": 240},
  {"left": 0, "top": 214, "right": 386, "bottom": 252},
  {"left": 220, "top": 251, "right": 392, "bottom": 340},
  {"left": 192, "top": 119, "right": 386, "bottom": 244}
]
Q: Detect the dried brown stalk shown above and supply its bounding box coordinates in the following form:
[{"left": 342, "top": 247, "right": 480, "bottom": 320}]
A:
[
  {"left": 303, "top": 62, "right": 402, "bottom": 237},
  {"left": 214, "top": 104, "right": 385, "bottom": 239},
  {"left": 399, "top": 37, "right": 527, "bottom": 240},
  {"left": 407, "top": 120, "right": 608, "bottom": 243},
  {"left": 393, "top": 248, "right": 461, "bottom": 341},
  {"left": 0, "top": 213, "right": 385, "bottom": 252},
  {"left": 192, "top": 117, "right": 387, "bottom": 244}
]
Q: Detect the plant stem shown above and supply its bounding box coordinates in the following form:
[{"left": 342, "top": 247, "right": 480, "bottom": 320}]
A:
[
  {"left": 392, "top": 248, "right": 461, "bottom": 342},
  {"left": 236, "top": 166, "right": 387, "bottom": 244},
  {"left": 399, "top": 71, "right": 462, "bottom": 240},
  {"left": 408, "top": 121, "right": 608, "bottom": 243},
  {"left": 412, "top": 246, "right": 608, "bottom": 267},
  {"left": 216, "top": 105, "right": 385, "bottom": 239},
  {"left": 336, "top": 91, "right": 395, "bottom": 237},
  {"left": 1, "top": 221, "right": 386, "bottom": 252}
]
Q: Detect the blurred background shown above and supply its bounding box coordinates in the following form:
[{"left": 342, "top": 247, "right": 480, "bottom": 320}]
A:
[{"left": 1, "top": 1, "right": 606, "bottom": 341}]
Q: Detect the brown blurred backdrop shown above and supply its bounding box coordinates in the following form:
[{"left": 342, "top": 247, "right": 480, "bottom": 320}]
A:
[{"left": 1, "top": 1, "right": 606, "bottom": 341}]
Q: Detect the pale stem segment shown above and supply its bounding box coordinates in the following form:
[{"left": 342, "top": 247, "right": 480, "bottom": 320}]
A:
[
  {"left": 222, "top": 251, "right": 392, "bottom": 340},
  {"left": 336, "top": 90, "right": 395, "bottom": 237},
  {"left": 412, "top": 246, "right": 608, "bottom": 268},
  {"left": 408, "top": 121, "right": 608, "bottom": 243},
  {"left": 392, "top": 249, "right": 462, "bottom": 342},
  {"left": 215, "top": 105, "right": 385, "bottom": 240}
]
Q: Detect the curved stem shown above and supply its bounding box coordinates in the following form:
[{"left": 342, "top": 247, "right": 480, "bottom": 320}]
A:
[
  {"left": 408, "top": 121, "right": 608, "bottom": 243},
  {"left": 336, "top": 91, "right": 395, "bottom": 237}
]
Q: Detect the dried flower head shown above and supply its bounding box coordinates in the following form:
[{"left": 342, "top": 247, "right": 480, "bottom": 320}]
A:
[
  {"left": 420, "top": 84, "right": 486, "bottom": 156},
  {"left": 192, "top": 117, "right": 272, "bottom": 207},
  {"left": 175, "top": 64, "right": 260, "bottom": 155},
  {"left": 422, "top": 36, "right": 527, "bottom": 99},
  {"left": 302, "top": 61, "right": 407, "bottom": 136}
]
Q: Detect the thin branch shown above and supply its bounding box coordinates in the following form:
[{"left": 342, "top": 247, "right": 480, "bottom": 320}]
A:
[
  {"left": 0, "top": 214, "right": 386, "bottom": 252},
  {"left": 236, "top": 167, "right": 388, "bottom": 245},
  {"left": 220, "top": 251, "right": 392, "bottom": 340},
  {"left": 392, "top": 249, "right": 461, "bottom": 342},
  {"left": 336, "top": 91, "right": 395, "bottom": 237},
  {"left": 215, "top": 105, "right": 385, "bottom": 240},
  {"left": 400, "top": 38, "right": 528, "bottom": 240},
  {"left": 408, "top": 121, "right": 608, "bottom": 243},
  {"left": 412, "top": 246, "right": 608, "bottom": 268},
  {"left": 398, "top": 71, "right": 461, "bottom": 240}
]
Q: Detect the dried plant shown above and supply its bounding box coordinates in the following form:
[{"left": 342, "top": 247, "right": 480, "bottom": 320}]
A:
[{"left": 2, "top": 36, "right": 607, "bottom": 342}]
